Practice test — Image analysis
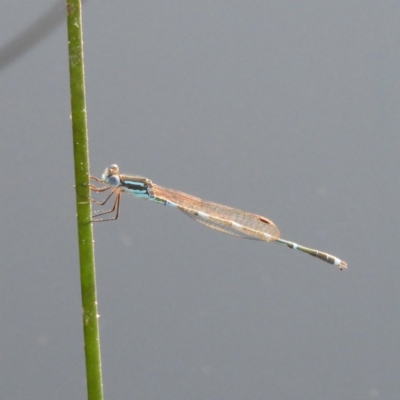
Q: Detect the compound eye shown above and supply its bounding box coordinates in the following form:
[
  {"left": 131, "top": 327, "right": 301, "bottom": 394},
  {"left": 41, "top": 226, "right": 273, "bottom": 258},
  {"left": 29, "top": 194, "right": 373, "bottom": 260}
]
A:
[{"left": 108, "top": 175, "right": 121, "bottom": 186}]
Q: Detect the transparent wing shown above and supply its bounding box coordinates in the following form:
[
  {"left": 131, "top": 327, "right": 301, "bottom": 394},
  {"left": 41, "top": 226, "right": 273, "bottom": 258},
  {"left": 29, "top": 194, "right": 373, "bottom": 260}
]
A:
[{"left": 151, "top": 184, "right": 280, "bottom": 242}]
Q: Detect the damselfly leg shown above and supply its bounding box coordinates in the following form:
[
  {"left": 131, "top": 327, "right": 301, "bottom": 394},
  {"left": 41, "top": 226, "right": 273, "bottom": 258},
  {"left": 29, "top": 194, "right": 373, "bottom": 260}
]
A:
[{"left": 89, "top": 176, "right": 121, "bottom": 221}]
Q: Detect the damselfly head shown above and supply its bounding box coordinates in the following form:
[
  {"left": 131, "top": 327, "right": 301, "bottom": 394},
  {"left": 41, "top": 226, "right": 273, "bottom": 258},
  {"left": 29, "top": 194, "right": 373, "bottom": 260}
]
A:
[{"left": 102, "top": 164, "right": 120, "bottom": 182}]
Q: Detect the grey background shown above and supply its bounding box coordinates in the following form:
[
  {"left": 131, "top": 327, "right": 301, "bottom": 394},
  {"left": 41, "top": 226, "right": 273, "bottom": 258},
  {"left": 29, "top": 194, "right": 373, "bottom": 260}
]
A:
[{"left": 1, "top": 1, "right": 399, "bottom": 399}]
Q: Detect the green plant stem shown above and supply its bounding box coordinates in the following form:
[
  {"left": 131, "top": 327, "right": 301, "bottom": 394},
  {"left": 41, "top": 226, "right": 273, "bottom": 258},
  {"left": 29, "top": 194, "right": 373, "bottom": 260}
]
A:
[{"left": 66, "top": 1, "right": 103, "bottom": 399}]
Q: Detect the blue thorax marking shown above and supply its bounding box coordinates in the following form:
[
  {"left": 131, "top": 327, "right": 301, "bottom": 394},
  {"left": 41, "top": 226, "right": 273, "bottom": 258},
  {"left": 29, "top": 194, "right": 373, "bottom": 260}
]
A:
[{"left": 121, "top": 178, "right": 151, "bottom": 199}]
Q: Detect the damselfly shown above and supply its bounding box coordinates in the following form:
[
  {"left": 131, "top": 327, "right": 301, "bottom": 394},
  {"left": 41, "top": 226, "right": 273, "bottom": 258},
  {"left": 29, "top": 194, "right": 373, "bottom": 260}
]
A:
[{"left": 90, "top": 164, "right": 347, "bottom": 270}]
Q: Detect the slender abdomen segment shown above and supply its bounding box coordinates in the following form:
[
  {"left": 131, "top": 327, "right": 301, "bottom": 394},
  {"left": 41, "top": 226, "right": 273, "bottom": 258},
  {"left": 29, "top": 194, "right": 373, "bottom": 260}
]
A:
[{"left": 276, "top": 238, "right": 347, "bottom": 270}]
